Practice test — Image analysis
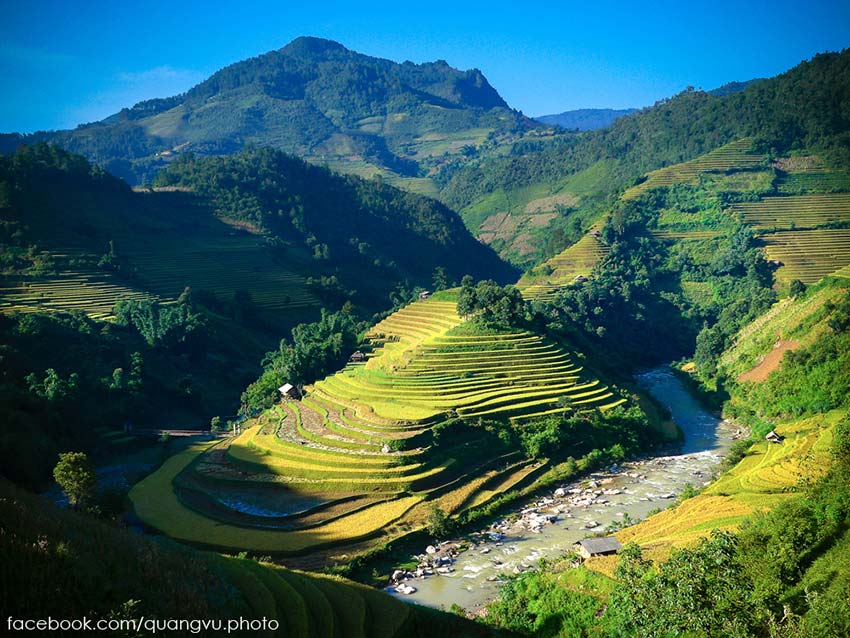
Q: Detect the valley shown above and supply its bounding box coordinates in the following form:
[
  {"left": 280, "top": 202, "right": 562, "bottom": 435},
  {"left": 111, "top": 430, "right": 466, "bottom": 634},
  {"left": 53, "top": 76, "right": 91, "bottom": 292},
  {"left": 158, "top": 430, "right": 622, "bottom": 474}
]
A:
[
  {"left": 386, "top": 366, "right": 738, "bottom": 612},
  {"left": 1, "top": 27, "right": 849, "bottom": 638}
]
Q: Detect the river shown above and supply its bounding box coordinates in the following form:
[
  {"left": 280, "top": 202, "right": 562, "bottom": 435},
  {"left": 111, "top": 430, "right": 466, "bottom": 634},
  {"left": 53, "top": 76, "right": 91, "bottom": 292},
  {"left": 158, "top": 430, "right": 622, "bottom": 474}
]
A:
[{"left": 387, "top": 366, "right": 737, "bottom": 612}]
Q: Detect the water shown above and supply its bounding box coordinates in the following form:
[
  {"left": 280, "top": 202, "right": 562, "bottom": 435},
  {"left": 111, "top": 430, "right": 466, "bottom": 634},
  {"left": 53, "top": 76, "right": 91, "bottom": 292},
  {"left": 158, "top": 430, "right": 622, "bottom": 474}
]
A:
[{"left": 388, "top": 366, "right": 737, "bottom": 612}]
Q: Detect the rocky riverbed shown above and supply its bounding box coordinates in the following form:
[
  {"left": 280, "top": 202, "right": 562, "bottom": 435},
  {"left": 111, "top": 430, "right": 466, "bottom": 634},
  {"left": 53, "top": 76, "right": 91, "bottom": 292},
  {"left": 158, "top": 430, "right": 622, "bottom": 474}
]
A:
[{"left": 387, "top": 367, "right": 737, "bottom": 612}]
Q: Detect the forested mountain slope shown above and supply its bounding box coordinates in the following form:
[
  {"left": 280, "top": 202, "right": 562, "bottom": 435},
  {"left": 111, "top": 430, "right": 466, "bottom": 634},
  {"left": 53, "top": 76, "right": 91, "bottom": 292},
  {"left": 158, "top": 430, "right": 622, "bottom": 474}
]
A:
[
  {"left": 1, "top": 37, "right": 535, "bottom": 190},
  {"left": 0, "top": 143, "right": 514, "bottom": 487},
  {"left": 440, "top": 50, "right": 850, "bottom": 265}
]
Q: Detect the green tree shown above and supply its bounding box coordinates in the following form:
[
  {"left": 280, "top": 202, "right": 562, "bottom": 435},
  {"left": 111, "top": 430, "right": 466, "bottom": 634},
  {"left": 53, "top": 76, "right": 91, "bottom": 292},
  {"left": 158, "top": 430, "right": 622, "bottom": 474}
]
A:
[
  {"left": 106, "top": 367, "right": 124, "bottom": 391},
  {"left": 25, "top": 368, "right": 79, "bottom": 403},
  {"left": 789, "top": 279, "right": 807, "bottom": 297},
  {"left": 128, "top": 352, "right": 143, "bottom": 392},
  {"left": 431, "top": 266, "right": 449, "bottom": 291},
  {"left": 607, "top": 532, "right": 755, "bottom": 638},
  {"left": 53, "top": 452, "right": 96, "bottom": 508},
  {"left": 425, "top": 505, "right": 453, "bottom": 539}
]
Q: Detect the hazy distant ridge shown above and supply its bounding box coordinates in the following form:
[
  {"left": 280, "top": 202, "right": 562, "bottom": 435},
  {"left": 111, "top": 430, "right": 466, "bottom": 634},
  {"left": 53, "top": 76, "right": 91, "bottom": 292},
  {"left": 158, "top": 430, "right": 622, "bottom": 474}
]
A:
[{"left": 534, "top": 108, "right": 637, "bottom": 130}]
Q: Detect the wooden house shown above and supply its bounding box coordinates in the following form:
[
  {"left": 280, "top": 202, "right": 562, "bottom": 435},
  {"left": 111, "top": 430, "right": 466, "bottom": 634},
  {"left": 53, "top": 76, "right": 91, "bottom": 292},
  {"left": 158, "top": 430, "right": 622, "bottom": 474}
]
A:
[
  {"left": 278, "top": 383, "right": 300, "bottom": 400},
  {"left": 573, "top": 536, "right": 622, "bottom": 559}
]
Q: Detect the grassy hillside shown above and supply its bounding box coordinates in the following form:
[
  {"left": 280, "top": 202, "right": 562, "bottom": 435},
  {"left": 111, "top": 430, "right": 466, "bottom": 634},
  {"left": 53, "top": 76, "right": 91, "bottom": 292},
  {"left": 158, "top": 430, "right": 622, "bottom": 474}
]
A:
[
  {"left": 440, "top": 49, "right": 850, "bottom": 266},
  {"left": 1, "top": 144, "right": 516, "bottom": 318},
  {"left": 0, "top": 479, "right": 503, "bottom": 638},
  {"left": 4, "top": 36, "right": 535, "bottom": 187},
  {"left": 519, "top": 135, "right": 849, "bottom": 318},
  {"left": 128, "top": 291, "right": 650, "bottom": 559}
]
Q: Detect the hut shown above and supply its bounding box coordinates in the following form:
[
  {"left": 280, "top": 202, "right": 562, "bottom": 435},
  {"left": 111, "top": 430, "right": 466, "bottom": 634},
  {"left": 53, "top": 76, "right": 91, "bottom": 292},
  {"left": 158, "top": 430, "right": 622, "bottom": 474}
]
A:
[
  {"left": 573, "top": 537, "right": 622, "bottom": 559},
  {"left": 574, "top": 275, "right": 589, "bottom": 283},
  {"left": 765, "top": 430, "right": 785, "bottom": 444},
  {"left": 419, "top": 290, "right": 433, "bottom": 300},
  {"left": 349, "top": 350, "right": 366, "bottom": 363},
  {"left": 278, "top": 383, "right": 300, "bottom": 400}
]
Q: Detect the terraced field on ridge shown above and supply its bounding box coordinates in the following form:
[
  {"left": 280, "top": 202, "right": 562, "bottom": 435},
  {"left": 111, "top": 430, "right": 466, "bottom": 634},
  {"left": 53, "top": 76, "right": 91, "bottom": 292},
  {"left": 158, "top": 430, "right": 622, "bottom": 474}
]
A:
[
  {"left": 314, "top": 324, "right": 623, "bottom": 421},
  {"left": 621, "top": 139, "right": 766, "bottom": 200},
  {"left": 132, "top": 293, "right": 622, "bottom": 556},
  {"left": 1, "top": 189, "right": 321, "bottom": 321},
  {"left": 0, "top": 271, "right": 157, "bottom": 319},
  {"left": 759, "top": 228, "right": 850, "bottom": 284},
  {"left": 517, "top": 229, "right": 611, "bottom": 301},
  {"left": 730, "top": 193, "right": 850, "bottom": 230},
  {"left": 585, "top": 409, "right": 844, "bottom": 576}
]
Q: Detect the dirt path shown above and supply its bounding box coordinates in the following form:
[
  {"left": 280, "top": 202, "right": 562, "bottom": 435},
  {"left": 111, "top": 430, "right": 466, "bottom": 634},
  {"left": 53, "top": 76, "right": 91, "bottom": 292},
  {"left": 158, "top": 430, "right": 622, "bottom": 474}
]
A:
[{"left": 738, "top": 338, "right": 800, "bottom": 383}]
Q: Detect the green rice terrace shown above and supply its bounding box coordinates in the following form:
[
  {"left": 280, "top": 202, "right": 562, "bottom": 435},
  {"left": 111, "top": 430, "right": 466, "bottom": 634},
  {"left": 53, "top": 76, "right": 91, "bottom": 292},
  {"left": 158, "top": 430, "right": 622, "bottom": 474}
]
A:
[
  {"left": 520, "top": 139, "right": 850, "bottom": 301},
  {"left": 621, "top": 138, "right": 767, "bottom": 200},
  {"left": 130, "top": 292, "right": 625, "bottom": 558},
  {"left": 0, "top": 189, "right": 321, "bottom": 321},
  {"left": 517, "top": 227, "right": 610, "bottom": 301}
]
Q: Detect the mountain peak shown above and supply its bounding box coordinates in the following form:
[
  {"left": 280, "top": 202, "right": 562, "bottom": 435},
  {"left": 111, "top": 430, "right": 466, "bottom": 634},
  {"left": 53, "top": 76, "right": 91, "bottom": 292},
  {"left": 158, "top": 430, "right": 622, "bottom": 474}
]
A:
[
  {"left": 19, "top": 38, "right": 532, "bottom": 184},
  {"left": 280, "top": 36, "right": 349, "bottom": 56}
]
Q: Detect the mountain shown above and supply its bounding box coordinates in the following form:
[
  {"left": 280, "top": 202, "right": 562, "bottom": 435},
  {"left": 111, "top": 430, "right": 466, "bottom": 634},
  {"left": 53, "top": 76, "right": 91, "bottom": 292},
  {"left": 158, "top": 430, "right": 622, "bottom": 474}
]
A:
[
  {"left": 707, "top": 78, "right": 761, "bottom": 96},
  {"left": 437, "top": 49, "right": 850, "bottom": 266},
  {"left": 534, "top": 108, "right": 637, "bottom": 131},
  {"left": 3, "top": 37, "right": 534, "bottom": 188}
]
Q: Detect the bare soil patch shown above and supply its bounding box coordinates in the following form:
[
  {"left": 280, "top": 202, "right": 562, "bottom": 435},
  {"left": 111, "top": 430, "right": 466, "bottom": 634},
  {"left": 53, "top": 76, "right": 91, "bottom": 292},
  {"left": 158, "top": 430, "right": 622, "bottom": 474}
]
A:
[{"left": 738, "top": 338, "right": 801, "bottom": 383}]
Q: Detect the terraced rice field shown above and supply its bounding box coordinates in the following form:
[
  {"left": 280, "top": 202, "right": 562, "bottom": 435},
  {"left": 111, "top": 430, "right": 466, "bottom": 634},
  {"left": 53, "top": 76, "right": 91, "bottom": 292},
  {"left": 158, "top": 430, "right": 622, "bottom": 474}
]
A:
[
  {"left": 133, "top": 294, "right": 625, "bottom": 556},
  {"left": 130, "top": 442, "right": 423, "bottom": 553},
  {"left": 314, "top": 326, "right": 623, "bottom": 421},
  {"left": 650, "top": 229, "right": 725, "bottom": 241},
  {"left": 759, "top": 228, "right": 850, "bottom": 284},
  {"left": 730, "top": 193, "right": 850, "bottom": 230},
  {"left": 621, "top": 139, "right": 765, "bottom": 200},
  {"left": 0, "top": 271, "right": 157, "bottom": 319},
  {"left": 776, "top": 170, "right": 850, "bottom": 194},
  {"left": 610, "top": 409, "right": 844, "bottom": 556},
  {"left": 833, "top": 263, "right": 850, "bottom": 279},
  {"left": 2, "top": 189, "right": 321, "bottom": 320},
  {"left": 518, "top": 230, "right": 610, "bottom": 301},
  {"left": 125, "top": 238, "right": 319, "bottom": 312}
]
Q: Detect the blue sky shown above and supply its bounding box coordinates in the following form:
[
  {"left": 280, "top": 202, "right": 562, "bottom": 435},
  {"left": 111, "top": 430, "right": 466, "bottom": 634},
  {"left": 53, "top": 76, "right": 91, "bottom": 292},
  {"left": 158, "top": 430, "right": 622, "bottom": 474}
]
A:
[{"left": 1, "top": 0, "right": 849, "bottom": 133}]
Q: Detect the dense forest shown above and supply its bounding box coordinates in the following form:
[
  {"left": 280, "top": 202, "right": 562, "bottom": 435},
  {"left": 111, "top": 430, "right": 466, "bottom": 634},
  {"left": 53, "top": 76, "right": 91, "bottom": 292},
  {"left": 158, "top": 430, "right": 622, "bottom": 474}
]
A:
[{"left": 152, "top": 147, "right": 517, "bottom": 295}]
